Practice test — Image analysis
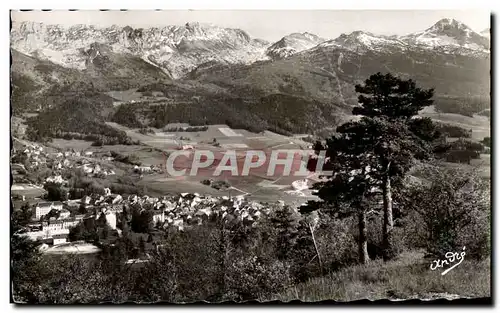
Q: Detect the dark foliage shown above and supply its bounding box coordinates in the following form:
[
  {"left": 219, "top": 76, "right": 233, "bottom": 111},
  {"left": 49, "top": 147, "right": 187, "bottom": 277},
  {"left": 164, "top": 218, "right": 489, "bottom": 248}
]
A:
[
  {"left": 25, "top": 92, "right": 135, "bottom": 145},
  {"left": 353, "top": 72, "right": 434, "bottom": 119},
  {"left": 43, "top": 182, "right": 68, "bottom": 201}
]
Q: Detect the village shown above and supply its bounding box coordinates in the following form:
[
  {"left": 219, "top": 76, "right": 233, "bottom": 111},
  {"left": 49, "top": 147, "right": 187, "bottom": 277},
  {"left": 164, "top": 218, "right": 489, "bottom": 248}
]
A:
[
  {"left": 10, "top": 138, "right": 273, "bottom": 250},
  {"left": 15, "top": 189, "right": 273, "bottom": 252}
]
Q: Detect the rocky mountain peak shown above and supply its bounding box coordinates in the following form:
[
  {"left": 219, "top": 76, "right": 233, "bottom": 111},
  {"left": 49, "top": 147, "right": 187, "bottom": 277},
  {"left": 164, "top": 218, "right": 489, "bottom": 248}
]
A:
[
  {"left": 425, "top": 18, "right": 476, "bottom": 39},
  {"left": 480, "top": 28, "right": 490, "bottom": 39},
  {"left": 328, "top": 30, "right": 405, "bottom": 53},
  {"left": 401, "top": 18, "right": 489, "bottom": 54},
  {"left": 266, "top": 32, "right": 325, "bottom": 59},
  {"left": 10, "top": 21, "right": 267, "bottom": 78}
]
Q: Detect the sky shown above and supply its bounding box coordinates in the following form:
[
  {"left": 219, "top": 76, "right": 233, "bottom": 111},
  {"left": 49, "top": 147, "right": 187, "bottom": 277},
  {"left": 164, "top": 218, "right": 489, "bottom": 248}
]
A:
[{"left": 11, "top": 10, "right": 491, "bottom": 42}]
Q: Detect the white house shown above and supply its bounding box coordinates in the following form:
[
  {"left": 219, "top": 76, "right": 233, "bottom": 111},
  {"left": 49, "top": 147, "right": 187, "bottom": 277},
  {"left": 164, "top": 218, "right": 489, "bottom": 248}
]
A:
[
  {"left": 82, "top": 164, "right": 93, "bottom": 174},
  {"left": 43, "top": 218, "right": 79, "bottom": 231},
  {"left": 59, "top": 209, "right": 71, "bottom": 219},
  {"left": 111, "top": 194, "right": 122, "bottom": 204},
  {"left": 45, "top": 175, "right": 66, "bottom": 185},
  {"left": 153, "top": 210, "right": 165, "bottom": 224},
  {"left": 35, "top": 202, "right": 63, "bottom": 220},
  {"left": 134, "top": 165, "right": 153, "bottom": 173},
  {"left": 52, "top": 234, "right": 68, "bottom": 245},
  {"left": 100, "top": 212, "right": 117, "bottom": 230},
  {"left": 81, "top": 195, "right": 92, "bottom": 205},
  {"left": 74, "top": 214, "right": 86, "bottom": 221}
]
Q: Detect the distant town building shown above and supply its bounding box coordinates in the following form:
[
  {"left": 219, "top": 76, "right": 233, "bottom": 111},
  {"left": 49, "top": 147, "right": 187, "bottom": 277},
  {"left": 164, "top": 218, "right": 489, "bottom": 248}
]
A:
[
  {"left": 52, "top": 234, "right": 68, "bottom": 245},
  {"left": 35, "top": 202, "right": 63, "bottom": 220},
  {"left": 59, "top": 209, "right": 71, "bottom": 219},
  {"left": 97, "top": 211, "right": 117, "bottom": 230},
  {"left": 153, "top": 210, "right": 165, "bottom": 224}
]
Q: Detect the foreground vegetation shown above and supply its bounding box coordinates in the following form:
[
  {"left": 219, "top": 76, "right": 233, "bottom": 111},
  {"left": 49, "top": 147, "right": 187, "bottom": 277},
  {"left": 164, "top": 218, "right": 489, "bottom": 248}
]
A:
[
  {"left": 11, "top": 164, "right": 490, "bottom": 303},
  {"left": 269, "top": 252, "right": 490, "bottom": 302}
]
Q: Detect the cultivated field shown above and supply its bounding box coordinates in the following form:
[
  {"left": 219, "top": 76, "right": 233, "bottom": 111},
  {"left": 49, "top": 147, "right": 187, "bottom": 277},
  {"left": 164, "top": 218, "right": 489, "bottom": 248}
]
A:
[
  {"left": 419, "top": 105, "right": 490, "bottom": 141},
  {"left": 103, "top": 123, "right": 318, "bottom": 204}
]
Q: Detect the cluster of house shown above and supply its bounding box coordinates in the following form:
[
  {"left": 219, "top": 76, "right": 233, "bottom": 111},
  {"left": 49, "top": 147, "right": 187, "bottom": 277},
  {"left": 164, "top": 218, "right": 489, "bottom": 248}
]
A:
[
  {"left": 133, "top": 164, "right": 162, "bottom": 174},
  {"left": 18, "top": 187, "right": 286, "bottom": 247},
  {"left": 54, "top": 150, "right": 98, "bottom": 158},
  {"left": 19, "top": 198, "right": 118, "bottom": 246},
  {"left": 120, "top": 192, "right": 270, "bottom": 231},
  {"left": 14, "top": 142, "right": 117, "bottom": 179},
  {"left": 45, "top": 175, "right": 68, "bottom": 186},
  {"left": 52, "top": 150, "right": 116, "bottom": 177},
  {"left": 22, "top": 144, "right": 46, "bottom": 168},
  {"left": 77, "top": 162, "right": 116, "bottom": 177},
  {"left": 20, "top": 201, "right": 77, "bottom": 245}
]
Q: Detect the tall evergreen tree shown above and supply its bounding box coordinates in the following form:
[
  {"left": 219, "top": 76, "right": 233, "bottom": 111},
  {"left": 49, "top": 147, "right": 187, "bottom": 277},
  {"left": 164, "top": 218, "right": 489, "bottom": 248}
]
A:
[
  {"left": 303, "top": 120, "right": 380, "bottom": 264},
  {"left": 308, "top": 72, "right": 438, "bottom": 261},
  {"left": 352, "top": 72, "right": 436, "bottom": 260}
]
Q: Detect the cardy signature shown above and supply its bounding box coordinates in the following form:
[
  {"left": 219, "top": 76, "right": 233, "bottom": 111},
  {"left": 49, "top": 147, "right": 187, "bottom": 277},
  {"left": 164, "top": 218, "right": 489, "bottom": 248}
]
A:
[{"left": 430, "top": 247, "right": 466, "bottom": 276}]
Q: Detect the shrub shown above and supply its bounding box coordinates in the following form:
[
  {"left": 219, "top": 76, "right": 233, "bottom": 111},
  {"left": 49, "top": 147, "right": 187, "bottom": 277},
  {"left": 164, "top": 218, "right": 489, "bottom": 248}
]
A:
[
  {"left": 44, "top": 182, "right": 68, "bottom": 201},
  {"left": 110, "top": 151, "right": 141, "bottom": 166},
  {"left": 200, "top": 179, "right": 212, "bottom": 186},
  {"left": 435, "top": 123, "right": 471, "bottom": 138},
  {"left": 481, "top": 137, "right": 491, "bottom": 148},
  {"left": 226, "top": 256, "right": 291, "bottom": 301},
  {"left": 315, "top": 213, "right": 358, "bottom": 269},
  {"left": 211, "top": 180, "right": 230, "bottom": 190},
  {"left": 402, "top": 166, "right": 490, "bottom": 259}
]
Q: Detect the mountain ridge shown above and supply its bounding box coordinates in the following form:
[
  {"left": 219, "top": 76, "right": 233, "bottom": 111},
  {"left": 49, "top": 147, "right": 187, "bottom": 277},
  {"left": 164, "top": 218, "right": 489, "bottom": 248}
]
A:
[
  {"left": 11, "top": 18, "right": 490, "bottom": 79},
  {"left": 11, "top": 17, "right": 491, "bottom": 139}
]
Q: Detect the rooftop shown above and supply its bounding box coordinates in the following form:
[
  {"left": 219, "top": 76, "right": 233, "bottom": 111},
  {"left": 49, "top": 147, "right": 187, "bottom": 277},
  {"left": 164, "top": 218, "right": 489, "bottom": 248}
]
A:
[{"left": 37, "top": 201, "right": 63, "bottom": 208}]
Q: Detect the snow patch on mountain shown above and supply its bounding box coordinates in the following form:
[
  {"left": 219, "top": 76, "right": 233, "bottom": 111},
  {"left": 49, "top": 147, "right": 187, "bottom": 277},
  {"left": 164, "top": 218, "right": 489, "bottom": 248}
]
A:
[
  {"left": 314, "top": 19, "right": 489, "bottom": 57},
  {"left": 400, "top": 18, "right": 489, "bottom": 56},
  {"left": 266, "top": 32, "right": 325, "bottom": 59},
  {"left": 11, "top": 21, "right": 270, "bottom": 78},
  {"left": 480, "top": 28, "right": 490, "bottom": 39},
  {"left": 10, "top": 18, "right": 489, "bottom": 80},
  {"left": 317, "top": 31, "right": 407, "bottom": 54}
]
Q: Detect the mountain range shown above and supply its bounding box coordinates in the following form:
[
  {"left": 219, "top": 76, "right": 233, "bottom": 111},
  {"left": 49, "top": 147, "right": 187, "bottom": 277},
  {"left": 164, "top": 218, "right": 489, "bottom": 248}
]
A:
[
  {"left": 11, "top": 18, "right": 491, "bottom": 137},
  {"left": 11, "top": 18, "right": 490, "bottom": 78}
]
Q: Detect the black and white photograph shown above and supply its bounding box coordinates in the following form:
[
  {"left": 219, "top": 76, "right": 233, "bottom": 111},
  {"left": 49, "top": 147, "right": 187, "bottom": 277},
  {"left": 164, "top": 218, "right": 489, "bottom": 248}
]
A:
[{"left": 9, "top": 7, "right": 492, "bottom": 304}]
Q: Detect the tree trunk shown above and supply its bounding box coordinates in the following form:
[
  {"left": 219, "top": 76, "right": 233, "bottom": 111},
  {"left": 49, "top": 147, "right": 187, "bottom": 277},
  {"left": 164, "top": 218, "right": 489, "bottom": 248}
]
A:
[
  {"left": 217, "top": 220, "right": 227, "bottom": 298},
  {"left": 309, "top": 223, "right": 323, "bottom": 273},
  {"left": 382, "top": 174, "right": 394, "bottom": 261},
  {"left": 358, "top": 210, "right": 369, "bottom": 264}
]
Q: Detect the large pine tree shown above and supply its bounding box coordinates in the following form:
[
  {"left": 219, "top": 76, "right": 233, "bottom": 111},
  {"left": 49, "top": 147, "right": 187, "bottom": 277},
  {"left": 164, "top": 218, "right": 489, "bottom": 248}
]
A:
[{"left": 307, "top": 72, "right": 438, "bottom": 261}]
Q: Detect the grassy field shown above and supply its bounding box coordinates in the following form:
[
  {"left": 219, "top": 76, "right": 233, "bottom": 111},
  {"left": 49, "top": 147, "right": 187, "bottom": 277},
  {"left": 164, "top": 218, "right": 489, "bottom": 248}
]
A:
[
  {"left": 419, "top": 106, "right": 490, "bottom": 141},
  {"left": 265, "top": 250, "right": 490, "bottom": 302},
  {"left": 46, "top": 139, "right": 94, "bottom": 151},
  {"left": 441, "top": 155, "right": 491, "bottom": 178}
]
